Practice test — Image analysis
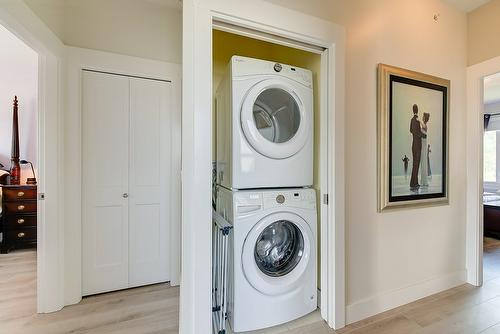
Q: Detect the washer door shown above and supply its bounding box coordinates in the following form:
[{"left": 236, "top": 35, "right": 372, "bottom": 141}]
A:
[
  {"left": 242, "top": 212, "right": 314, "bottom": 296},
  {"left": 240, "top": 79, "right": 310, "bottom": 159}
]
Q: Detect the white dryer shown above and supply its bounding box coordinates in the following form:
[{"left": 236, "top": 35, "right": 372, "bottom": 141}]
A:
[
  {"left": 216, "top": 186, "right": 317, "bottom": 332},
  {"left": 216, "top": 56, "right": 313, "bottom": 189}
]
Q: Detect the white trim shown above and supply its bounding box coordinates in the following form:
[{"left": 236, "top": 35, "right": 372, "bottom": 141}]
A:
[
  {"left": 64, "top": 46, "right": 182, "bottom": 305},
  {"left": 466, "top": 56, "right": 500, "bottom": 287},
  {"left": 0, "top": 1, "right": 65, "bottom": 313},
  {"left": 181, "top": 0, "right": 346, "bottom": 331},
  {"left": 346, "top": 270, "right": 466, "bottom": 324},
  {"left": 319, "top": 49, "right": 329, "bottom": 320}
]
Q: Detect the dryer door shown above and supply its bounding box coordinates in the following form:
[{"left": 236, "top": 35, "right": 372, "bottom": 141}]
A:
[
  {"left": 241, "top": 212, "right": 314, "bottom": 296},
  {"left": 240, "top": 79, "right": 310, "bottom": 159}
]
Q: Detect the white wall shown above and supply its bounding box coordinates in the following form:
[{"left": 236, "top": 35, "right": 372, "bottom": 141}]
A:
[
  {"left": 24, "top": 0, "right": 182, "bottom": 63},
  {"left": 0, "top": 24, "right": 38, "bottom": 183},
  {"left": 267, "top": 0, "right": 467, "bottom": 323}
]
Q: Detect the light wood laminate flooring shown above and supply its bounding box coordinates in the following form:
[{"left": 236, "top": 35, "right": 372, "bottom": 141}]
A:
[
  {"left": 2, "top": 239, "right": 500, "bottom": 334},
  {"left": 0, "top": 250, "right": 178, "bottom": 334}
]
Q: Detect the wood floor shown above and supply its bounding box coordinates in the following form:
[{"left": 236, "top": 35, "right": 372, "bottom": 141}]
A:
[
  {"left": 248, "top": 237, "right": 500, "bottom": 334},
  {"left": 1, "top": 239, "right": 500, "bottom": 334},
  {"left": 0, "top": 250, "right": 179, "bottom": 334}
]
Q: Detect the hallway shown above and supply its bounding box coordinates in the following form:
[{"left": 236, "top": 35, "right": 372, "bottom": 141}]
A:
[{"left": 2, "top": 244, "right": 500, "bottom": 333}]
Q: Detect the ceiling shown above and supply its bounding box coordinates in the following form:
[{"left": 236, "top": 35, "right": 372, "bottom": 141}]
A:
[{"left": 443, "top": 0, "right": 490, "bottom": 12}]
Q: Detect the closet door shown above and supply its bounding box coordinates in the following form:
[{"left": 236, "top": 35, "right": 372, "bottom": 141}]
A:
[
  {"left": 82, "top": 71, "right": 130, "bottom": 295},
  {"left": 128, "top": 78, "right": 171, "bottom": 287}
]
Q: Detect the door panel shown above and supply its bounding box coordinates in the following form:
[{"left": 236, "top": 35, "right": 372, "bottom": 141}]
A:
[
  {"left": 128, "top": 78, "right": 171, "bottom": 286},
  {"left": 82, "top": 71, "right": 129, "bottom": 295}
]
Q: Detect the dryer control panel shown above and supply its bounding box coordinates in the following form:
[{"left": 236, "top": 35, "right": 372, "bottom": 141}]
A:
[{"left": 231, "top": 55, "right": 313, "bottom": 88}]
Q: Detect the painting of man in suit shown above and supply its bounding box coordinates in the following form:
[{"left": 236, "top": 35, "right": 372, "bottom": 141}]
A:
[{"left": 409, "top": 104, "right": 422, "bottom": 190}]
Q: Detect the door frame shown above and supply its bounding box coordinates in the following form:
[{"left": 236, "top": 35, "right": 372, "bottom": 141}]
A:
[
  {"left": 0, "top": 2, "right": 65, "bottom": 313},
  {"left": 64, "top": 46, "right": 181, "bottom": 305},
  {"left": 181, "top": 0, "right": 346, "bottom": 332},
  {"left": 466, "top": 55, "right": 500, "bottom": 286}
]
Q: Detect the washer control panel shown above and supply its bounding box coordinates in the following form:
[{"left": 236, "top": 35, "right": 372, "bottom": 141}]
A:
[
  {"left": 232, "top": 188, "right": 316, "bottom": 215},
  {"left": 263, "top": 189, "right": 316, "bottom": 210}
]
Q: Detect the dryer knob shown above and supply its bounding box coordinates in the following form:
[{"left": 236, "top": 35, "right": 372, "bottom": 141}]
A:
[{"left": 276, "top": 194, "right": 285, "bottom": 204}]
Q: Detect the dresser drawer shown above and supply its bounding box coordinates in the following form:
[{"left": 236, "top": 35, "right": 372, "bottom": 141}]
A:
[
  {"left": 5, "top": 227, "right": 37, "bottom": 244},
  {"left": 3, "top": 201, "right": 37, "bottom": 214},
  {"left": 2, "top": 188, "right": 37, "bottom": 201},
  {"left": 4, "top": 214, "right": 37, "bottom": 228}
]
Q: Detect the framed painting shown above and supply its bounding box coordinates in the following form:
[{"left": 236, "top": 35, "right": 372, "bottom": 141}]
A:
[{"left": 377, "top": 64, "right": 449, "bottom": 211}]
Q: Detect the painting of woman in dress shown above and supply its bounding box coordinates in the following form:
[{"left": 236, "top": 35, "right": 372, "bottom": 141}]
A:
[{"left": 420, "top": 112, "right": 430, "bottom": 187}]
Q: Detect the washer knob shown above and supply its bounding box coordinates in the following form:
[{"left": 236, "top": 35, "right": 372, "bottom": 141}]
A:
[
  {"left": 276, "top": 194, "right": 285, "bottom": 204},
  {"left": 274, "top": 63, "right": 282, "bottom": 72}
]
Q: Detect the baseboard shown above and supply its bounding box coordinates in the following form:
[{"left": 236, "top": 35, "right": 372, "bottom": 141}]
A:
[{"left": 346, "top": 270, "right": 467, "bottom": 324}]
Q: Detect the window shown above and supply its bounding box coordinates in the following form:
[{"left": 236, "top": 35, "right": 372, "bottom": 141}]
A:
[{"left": 484, "top": 131, "right": 497, "bottom": 182}]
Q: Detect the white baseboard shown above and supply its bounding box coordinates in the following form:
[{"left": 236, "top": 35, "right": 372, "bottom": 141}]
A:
[{"left": 346, "top": 270, "right": 467, "bottom": 324}]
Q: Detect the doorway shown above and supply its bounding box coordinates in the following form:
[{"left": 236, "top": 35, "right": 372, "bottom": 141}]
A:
[
  {"left": 181, "top": 2, "right": 346, "bottom": 331},
  {"left": 481, "top": 72, "right": 500, "bottom": 284},
  {"left": 0, "top": 23, "right": 39, "bottom": 319},
  {"left": 465, "top": 56, "right": 500, "bottom": 288},
  {"left": 212, "top": 29, "right": 325, "bottom": 332}
]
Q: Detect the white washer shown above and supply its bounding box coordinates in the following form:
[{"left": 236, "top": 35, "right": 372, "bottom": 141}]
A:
[
  {"left": 216, "top": 56, "right": 313, "bottom": 189},
  {"left": 217, "top": 186, "right": 317, "bottom": 332}
]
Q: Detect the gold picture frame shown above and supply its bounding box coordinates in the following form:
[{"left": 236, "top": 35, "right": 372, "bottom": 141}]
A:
[{"left": 377, "top": 64, "right": 450, "bottom": 212}]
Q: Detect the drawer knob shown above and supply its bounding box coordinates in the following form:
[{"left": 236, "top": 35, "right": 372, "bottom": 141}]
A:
[
  {"left": 17, "top": 218, "right": 25, "bottom": 224},
  {"left": 17, "top": 205, "right": 25, "bottom": 211},
  {"left": 17, "top": 191, "right": 25, "bottom": 197},
  {"left": 17, "top": 232, "right": 25, "bottom": 238}
]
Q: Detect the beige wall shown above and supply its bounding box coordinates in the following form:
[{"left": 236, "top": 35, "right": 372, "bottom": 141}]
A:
[
  {"left": 24, "top": 0, "right": 182, "bottom": 63},
  {"left": 268, "top": 0, "right": 467, "bottom": 320},
  {"left": 468, "top": 0, "right": 500, "bottom": 66}
]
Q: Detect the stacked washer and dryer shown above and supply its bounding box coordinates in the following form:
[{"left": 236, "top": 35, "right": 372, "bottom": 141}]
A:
[{"left": 215, "top": 56, "right": 317, "bottom": 332}]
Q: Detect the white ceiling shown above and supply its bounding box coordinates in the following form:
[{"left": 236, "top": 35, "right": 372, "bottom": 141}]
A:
[{"left": 443, "top": 0, "right": 490, "bottom": 12}]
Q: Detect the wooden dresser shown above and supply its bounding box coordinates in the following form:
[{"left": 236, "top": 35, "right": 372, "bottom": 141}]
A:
[{"left": 1, "top": 184, "right": 37, "bottom": 253}]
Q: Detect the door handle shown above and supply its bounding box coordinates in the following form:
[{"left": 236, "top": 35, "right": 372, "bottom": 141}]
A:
[{"left": 122, "top": 193, "right": 129, "bottom": 198}]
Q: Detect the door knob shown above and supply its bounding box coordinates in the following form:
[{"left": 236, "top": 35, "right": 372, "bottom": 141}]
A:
[{"left": 122, "top": 193, "right": 129, "bottom": 198}]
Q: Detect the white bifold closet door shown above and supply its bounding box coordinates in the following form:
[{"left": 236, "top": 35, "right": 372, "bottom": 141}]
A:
[{"left": 82, "top": 70, "right": 172, "bottom": 296}]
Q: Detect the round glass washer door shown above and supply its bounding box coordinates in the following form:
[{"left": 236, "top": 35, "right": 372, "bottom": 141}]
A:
[
  {"left": 254, "top": 220, "right": 304, "bottom": 277},
  {"left": 240, "top": 79, "right": 310, "bottom": 159},
  {"left": 242, "top": 212, "right": 314, "bottom": 296}
]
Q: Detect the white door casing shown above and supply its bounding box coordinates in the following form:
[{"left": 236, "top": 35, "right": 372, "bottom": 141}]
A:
[
  {"left": 0, "top": 1, "right": 65, "bottom": 313},
  {"left": 182, "top": 1, "right": 346, "bottom": 332},
  {"left": 465, "top": 56, "right": 500, "bottom": 287},
  {"left": 82, "top": 70, "right": 172, "bottom": 295}
]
